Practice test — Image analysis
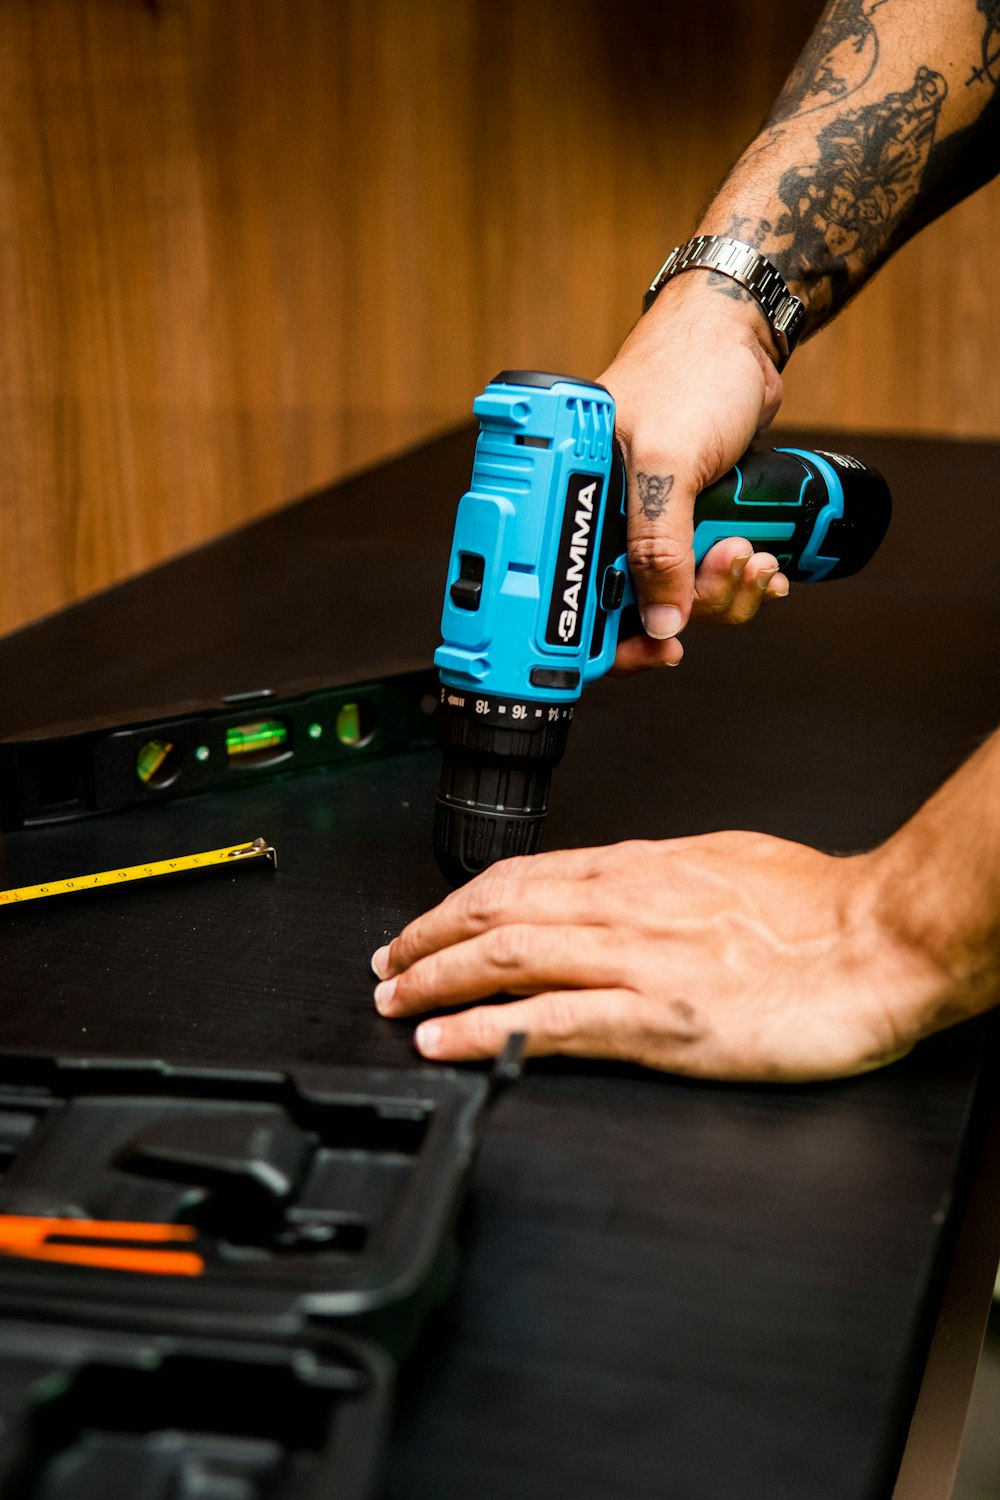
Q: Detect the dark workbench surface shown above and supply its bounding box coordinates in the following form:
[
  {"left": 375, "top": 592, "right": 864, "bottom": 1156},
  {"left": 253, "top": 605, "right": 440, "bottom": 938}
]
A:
[{"left": 1, "top": 424, "right": 999, "bottom": 1499}]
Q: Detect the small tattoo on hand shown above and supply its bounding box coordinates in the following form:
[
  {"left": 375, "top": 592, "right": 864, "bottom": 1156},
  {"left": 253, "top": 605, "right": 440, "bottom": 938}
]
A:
[{"left": 637, "top": 472, "right": 674, "bottom": 520}]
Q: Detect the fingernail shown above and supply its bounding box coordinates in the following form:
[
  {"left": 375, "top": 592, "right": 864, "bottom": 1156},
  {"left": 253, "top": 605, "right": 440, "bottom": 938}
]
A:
[
  {"left": 415, "top": 1021, "right": 443, "bottom": 1055},
  {"left": 731, "top": 552, "right": 752, "bottom": 578},
  {"left": 770, "top": 577, "right": 789, "bottom": 598},
  {"left": 371, "top": 945, "right": 391, "bottom": 980},
  {"left": 374, "top": 978, "right": 397, "bottom": 1013},
  {"left": 756, "top": 568, "right": 778, "bottom": 593},
  {"left": 642, "top": 604, "right": 683, "bottom": 640}
]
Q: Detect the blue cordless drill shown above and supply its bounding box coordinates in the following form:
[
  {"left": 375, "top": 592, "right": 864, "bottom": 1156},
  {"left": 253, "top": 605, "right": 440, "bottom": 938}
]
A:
[{"left": 433, "top": 370, "right": 891, "bottom": 885}]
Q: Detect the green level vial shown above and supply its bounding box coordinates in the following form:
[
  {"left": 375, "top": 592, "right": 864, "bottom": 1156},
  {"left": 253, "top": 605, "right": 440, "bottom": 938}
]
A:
[{"left": 225, "top": 721, "right": 288, "bottom": 759}]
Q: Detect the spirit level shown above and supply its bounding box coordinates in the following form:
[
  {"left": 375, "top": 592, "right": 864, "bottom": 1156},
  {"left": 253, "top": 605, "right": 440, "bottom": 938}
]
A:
[{"left": 0, "top": 665, "right": 437, "bottom": 829}]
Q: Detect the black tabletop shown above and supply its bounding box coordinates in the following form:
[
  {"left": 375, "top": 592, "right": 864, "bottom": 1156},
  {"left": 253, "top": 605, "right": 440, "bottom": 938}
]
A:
[{"left": 1, "top": 424, "right": 998, "bottom": 1499}]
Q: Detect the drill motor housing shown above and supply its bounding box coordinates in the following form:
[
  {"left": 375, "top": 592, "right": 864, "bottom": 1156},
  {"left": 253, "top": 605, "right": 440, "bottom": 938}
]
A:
[{"left": 433, "top": 370, "right": 891, "bottom": 886}]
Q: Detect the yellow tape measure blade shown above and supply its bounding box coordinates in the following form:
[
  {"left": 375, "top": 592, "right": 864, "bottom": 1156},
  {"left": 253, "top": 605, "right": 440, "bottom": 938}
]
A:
[{"left": 0, "top": 839, "right": 277, "bottom": 906}]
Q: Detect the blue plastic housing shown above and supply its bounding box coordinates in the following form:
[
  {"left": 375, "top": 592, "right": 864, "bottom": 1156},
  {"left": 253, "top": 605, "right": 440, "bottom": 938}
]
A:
[
  {"left": 435, "top": 376, "right": 627, "bottom": 705},
  {"left": 435, "top": 377, "right": 855, "bottom": 708}
]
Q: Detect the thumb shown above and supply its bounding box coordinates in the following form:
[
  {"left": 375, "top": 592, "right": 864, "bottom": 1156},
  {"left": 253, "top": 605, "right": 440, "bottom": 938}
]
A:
[{"left": 626, "top": 461, "right": 698, "bottom": 640}]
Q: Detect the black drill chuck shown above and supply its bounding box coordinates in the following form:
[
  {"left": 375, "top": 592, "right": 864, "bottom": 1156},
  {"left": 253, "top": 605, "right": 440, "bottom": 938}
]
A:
[{"left": 433, "top": 692, "right": 573, "bottom": 886}]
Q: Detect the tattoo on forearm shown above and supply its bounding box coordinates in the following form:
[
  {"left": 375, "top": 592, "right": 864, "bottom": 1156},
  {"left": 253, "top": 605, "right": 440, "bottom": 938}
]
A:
[
  {"left": 704, "top": 0, "right": 1000, "bottom": 337},
  {"left": 636, "top": 473, "right": 674, "bottom": 521},
  {"left": 705, "top": 270, "right": 753, "bottom": 304},
  {"left": 771, "top": 66, "right": 946, "bottom": 310},
  {"left": 769, "top": 0, "right": 893, "bottom": 124},
  {"left": 965, "top": 0, "right": 1000, "bottom": 87},
  {"left": 726, "top": 66, "right": 947, "bottom": 327}
]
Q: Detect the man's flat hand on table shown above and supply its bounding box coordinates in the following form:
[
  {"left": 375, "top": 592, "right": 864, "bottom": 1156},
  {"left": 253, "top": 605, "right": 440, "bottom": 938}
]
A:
[{"left": 370, "top": 833, "right": 926, "bottom": 1082}]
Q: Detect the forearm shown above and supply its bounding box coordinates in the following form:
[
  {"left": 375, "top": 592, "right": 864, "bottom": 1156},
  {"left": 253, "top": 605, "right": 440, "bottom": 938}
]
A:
[
  {"left": 693, "top": 0, "right": 1000, "bottom": 336},
  {"left": 870, "top": 726, "right": 1000, "bottom": 1038}
]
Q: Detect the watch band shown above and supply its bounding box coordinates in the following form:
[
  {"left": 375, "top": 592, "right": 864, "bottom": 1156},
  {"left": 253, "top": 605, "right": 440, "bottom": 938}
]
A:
[{"left": 644, "top": 234, "right": 806, "bottom": 367}]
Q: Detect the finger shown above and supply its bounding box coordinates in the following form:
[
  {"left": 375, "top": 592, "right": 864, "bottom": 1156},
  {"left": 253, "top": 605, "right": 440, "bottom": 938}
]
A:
[
  {"left": 742, "top": 552, "right": 778, "bottom": 592},
  {"left": 379, "top": 875, "right": 610, "bottom": 977},
  {"left": 610, "top": 632, "right": 684, "bottom": 676},
  {"left": 373, "top": 845, "right": 628, "bottom": 975},
  {"left": 699, "top": 551, "right": 789, "bottom": 625},
  {"left": 415, "top": 987, "right": 895, "bottom": 1081},
  {"left": 374, "top": 852, "right": 599, "bottom": 976},
  {"left": 737, "top": 554, "right": 788, "bottom": 618},
  {"left": 626, "top": 466, "right": 698, "bottom": 641},
  {"left": 373, "top": 858, "right": 592, "bottom": 978},
  {"left": 688, "top": 537, "right": 754, "bottom": 621},
  {"left": 374, "top": 924, "right": 624, "bottom": 1017},
  {"left": 411, "top": 988, "right": 641, "bottom": 1063}
]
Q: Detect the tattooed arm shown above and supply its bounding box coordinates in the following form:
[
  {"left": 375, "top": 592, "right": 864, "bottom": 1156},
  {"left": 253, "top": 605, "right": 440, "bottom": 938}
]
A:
[
  {"left": 713, "top": 0, "right": 1000, "bottom": 330},
  {"left": 603, "top": 0, "right": 1000, "bottom": 670}
]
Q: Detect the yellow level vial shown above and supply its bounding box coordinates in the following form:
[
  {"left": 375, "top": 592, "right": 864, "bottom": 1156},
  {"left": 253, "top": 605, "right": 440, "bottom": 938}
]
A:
[{"left": 0, "top": 839, "right": 277, "bottom": 906}]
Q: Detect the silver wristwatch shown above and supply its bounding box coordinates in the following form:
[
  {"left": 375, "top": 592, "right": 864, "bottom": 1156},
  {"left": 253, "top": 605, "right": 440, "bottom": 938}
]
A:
[{"left": 644, "top": 234, "right": 806, "bottom": 367}]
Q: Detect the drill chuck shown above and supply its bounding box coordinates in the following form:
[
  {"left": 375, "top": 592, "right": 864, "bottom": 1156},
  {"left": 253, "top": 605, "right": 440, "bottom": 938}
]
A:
[{"left": 433, "top": 690, "right": 572, "bottom": 885}]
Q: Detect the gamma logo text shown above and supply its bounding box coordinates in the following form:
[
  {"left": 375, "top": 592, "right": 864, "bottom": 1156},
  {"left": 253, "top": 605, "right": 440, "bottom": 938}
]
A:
[{"left": 545, "top": 473, "right": 602, "bottom": 649}]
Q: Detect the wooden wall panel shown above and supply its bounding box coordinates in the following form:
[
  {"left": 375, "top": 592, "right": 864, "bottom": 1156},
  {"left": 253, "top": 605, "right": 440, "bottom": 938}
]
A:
[{"left": 1, "top": 0, "right": 998, "bottom": 639}]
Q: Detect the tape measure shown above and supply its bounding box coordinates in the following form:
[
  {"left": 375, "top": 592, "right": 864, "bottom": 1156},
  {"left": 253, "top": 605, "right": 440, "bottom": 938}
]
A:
[{"left": 0, "top": 838, "right": 277, "bottom": 907}]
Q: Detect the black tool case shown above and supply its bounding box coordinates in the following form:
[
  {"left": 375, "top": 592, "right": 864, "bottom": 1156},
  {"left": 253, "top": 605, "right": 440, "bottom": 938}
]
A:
[
  {"left": 0, "top": 1053, "right": 490, "bottom": 1348},
  {"left": 0, "top": 1052, "right": 496, "bottom": 1498},
  {"left": 0, "top": 1319, "right": 390, "bottom": 1500}
]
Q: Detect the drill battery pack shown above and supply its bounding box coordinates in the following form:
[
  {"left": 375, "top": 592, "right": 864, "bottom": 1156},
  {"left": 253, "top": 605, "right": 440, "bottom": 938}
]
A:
[{"left": 0, "top": 1051, "right": 499, "bottom": 1499}]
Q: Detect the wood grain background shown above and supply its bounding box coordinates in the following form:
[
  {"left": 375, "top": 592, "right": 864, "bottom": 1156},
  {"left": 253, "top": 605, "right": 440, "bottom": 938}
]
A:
[{"left": 1, "top": 0, "right": 998, "bottom": 639}]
